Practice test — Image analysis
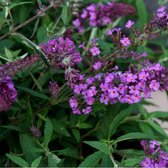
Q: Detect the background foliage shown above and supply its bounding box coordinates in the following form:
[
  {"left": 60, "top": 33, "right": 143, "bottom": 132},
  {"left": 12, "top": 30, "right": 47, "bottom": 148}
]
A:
[{"left": 0, "top": 0, "right": 168, "bottom": 167}]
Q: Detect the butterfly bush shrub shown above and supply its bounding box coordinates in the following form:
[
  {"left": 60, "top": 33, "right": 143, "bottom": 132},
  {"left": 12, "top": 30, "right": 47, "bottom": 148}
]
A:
[{"left": 0, "top": 0, "right": 168, "bottom": 167}]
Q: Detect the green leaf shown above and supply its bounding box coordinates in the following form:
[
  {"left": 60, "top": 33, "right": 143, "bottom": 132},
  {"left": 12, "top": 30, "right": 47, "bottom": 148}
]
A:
[
  {"left": 20, "top": 134, "right": 39, "bottom": 164},
  {"left": 52, "top": 119, "right": 70, "bottom": 137},
  {"left": 30, "top": 18, "right": 40, "bottom": 38},
  {"left": 61, "top": 5, "right": 69, "bottom": 25},
  {"left": 136, "top": 0, "right": 148, "bottom": 28},
  {"left": 37, "top": 27, "right": 48, "bottom": 43},
  {"left": 17, "top": 86, "right": 50, "bottom": 100},
  {"left": 86, "top": 27, "right": 97, "bottom": 49},
  {"left": 72, "top": 129, "right": 80, "bottom": 143},
  {"left": 108, "top": 106, "right": 134, "bottom": 139},
  {"left": 0, "top": 54, "right": 11, "bottom": 61},
  {"left": 31, "top": 156, "right": 42, "bottom": 168},
  {"left": 78, "top": 151, "right": 103, "bottom": 167},
  {"left": 6, "top": 154, "right": 28, "bottom": 167},
  {"left": 27, "top": 100, "right": 33, "bottom": 120},
  {"left": 84, "top": 141, "right": 110, "bottom": 154},
  {"left": 139, "top": 123, "right": 154, "bottom": 135},
  {"left": 98, "top": 40, "right": 113, "bottom": 53},
  {"left": 29, "top": 72, "right": 43, "bottom": 92},
  {"left": 10, "top": 2, "right": 33, "bottom": 9},
  {"left": 148, "top": 111, "right": 168, "bottom": 119},
  {"left": 149, "top": 121, "right": 167, "bottom": 138},
  {"left": 117, "top": 149, "right": 144, "bottom": 158},
  {"left": 114, "top": 132, "right": 157, "bottom": 144},
  {"left": 48, "top": 152, "right": 61, "bottom": 167},
  {"left": 98, "top": 104, "right": 123, "bottom": 139},
  {"left": 100, "top": 153, "right": 113, "bottom": 167},
  {"left": 1, "top": 125, "right": 21, "bottom": 131},
  {"left": 78, "top": 123, "right": 92, "bottom": 129},
  {"left": 44, "top": 118, "right": 53, "bottom": 146},
  {"left": 57, "top": 148, "right": 79, "bottom": 159},
  {"left": 11, "top": 33, "right": 49, "bottom": 66},
  {"left": 4, "top": 47, "right": 13, "bottom": 60},
  {"left": 123, "top": 157, "right": 144, "bottom": 167},
  {"left": 5, "top": 6, "right": 9, "bottom": 18}
]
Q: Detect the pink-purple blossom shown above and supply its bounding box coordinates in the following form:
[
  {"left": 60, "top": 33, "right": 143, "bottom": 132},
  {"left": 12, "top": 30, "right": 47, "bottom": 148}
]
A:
[
  {"left": 125, "top": 20, "right": 134, "bottom": 28},
  {"left": 85, "top": 97, "right": 95, "bottom": 105},
  {"left": 108, "top": 87, "right": 119, "bottom": 98},
  {"left": 90, "top": 47, "right": 100, "bottom": 56},
  {"left": 149, "top": 80, "right": 160, "bottom": 91},
  {"left": 106, "top": 28, "right": 121, "bottom": 36},
  {"left": 82, "top": 106, "right": 92, "bottom": 114},
  {"left": 120, "top": 37, "right": 131, "bottom": 47},
  {"left": 69, "top": 97, "right": 78, "bottom": 108},
  {"left": 139, "top": 71, "right": 149, "bottom": 81},
  {"left": 129, "top": 85, "right": 140, "bottom": 95},
  {"left": 100, "top": 93, "right": 109, "bottom": 105},
  {"left": 104, "top": 73, "right": 114, "bottom": 83},
  {"left": 72, "top": 19, "right": 81, "bottom": 27},
  {"left": 93, "top": 61, "right": 102, "bottom": 70}
]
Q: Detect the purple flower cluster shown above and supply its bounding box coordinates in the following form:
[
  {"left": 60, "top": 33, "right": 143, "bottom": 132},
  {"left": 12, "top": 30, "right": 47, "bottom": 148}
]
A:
[
  {"left": 0, "top": 76, "right": 17, "bottom": 112},
  {"left": 106, "top": 6, "right": 167, "bottom": 53},
  {"left": 29, "top": 126, "right": 41, "bottom": 138},
  {"left": 65, "top": 68, "right": 84, "bottom": 88},
  {"left": 40, "top": 37, "right": 82, "bottom": 68},
  {"left": 0, "top": 54, "right": 39, "bottom": 78},
  {"left": 69, "top": 63, "right": 168, "bottom": 114},
  {"left": 107, "top": 27, "right": 132, "bottom": 48},
  {"left": 154, "top": 6, "right": 168, "bottom": 29},
  {"left": 117, "top": 51, "right": 147, "bottom": 60},
  {"left": 49, "top": 81, "right": 60, "bottom": 99},
  {"left": 41, "top": 37, "right": 83, "bottom": 88},
  {"left": 73, "top": 1, "right": 135, "bottom": 32},
  {"left": 141, "top": 140, "right": 168, "bottom": 168}
]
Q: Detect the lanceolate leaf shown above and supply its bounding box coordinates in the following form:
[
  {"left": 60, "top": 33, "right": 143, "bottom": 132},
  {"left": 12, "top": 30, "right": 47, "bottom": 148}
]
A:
[
  {"left": 48, "top": 153, "right": 61, "bottom": 167},
  {"left": 10, "top": 2, "right": 33, "bottom": 9},
  {"left": 84, "top": 141, "right": 110, "bottom": 154},
  {"left": 61, "top": 5, "right": 71, "bottom": 25},
  {"left": 31, "top": 156, "right": 42, "bottom": 168},
  {"left": 17, "top": 86, "right": 50, "bottom": 100},
  {"left": 44, "top": 118, "right": 53, "bottom": 147},
  {"left": 108, "top": 106, "right": 135, "bottom": 139},
  {"left": 11, "top": 33, "right": 49, "bottom": 67},
  {"left": 149, "top": 121, "right": 168, "bottom": 138},
  {"left": 6, "top": 154, "right": 29, "bottom": 167},
  {"left": 136, "top": 0, "right": 148, "bottom": 28},
  {"left": 122, "top": 157, "right": 144, "bottom": 167},
  {"left": 148, "top": 111, "right": 168, "bottom": 119},
  {"left": 20, "top": 134, "right": 40, "bottom": 165},
  {"left": 114, "top": 132, "right": 157, "bottom": 144},
  {"left": 78, "top": 151, "right": 103, "bottom": 167}
]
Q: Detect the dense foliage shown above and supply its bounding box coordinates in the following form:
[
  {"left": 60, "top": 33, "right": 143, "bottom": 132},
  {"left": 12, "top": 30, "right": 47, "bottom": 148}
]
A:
[{"left": 0, "top": 0, "right": 168, "bottom": 167}]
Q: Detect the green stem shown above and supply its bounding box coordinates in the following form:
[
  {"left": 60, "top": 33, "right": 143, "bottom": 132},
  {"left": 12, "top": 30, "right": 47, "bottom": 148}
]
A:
[
  {"left": 109, "top": 153, "right": 118, "bottom": 168},
  {"left": 0, "top": 0, "right": 64, "bottom": 40},
  {"left": 107, "top": 142, "right": 118, "bottom": 168}
]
